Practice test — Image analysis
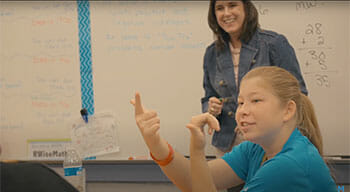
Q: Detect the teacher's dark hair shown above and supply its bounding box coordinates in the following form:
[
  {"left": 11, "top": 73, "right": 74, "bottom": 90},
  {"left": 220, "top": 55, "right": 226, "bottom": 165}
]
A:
[{"left": 208, "top": 0, "right": 260, "bottom": 50}]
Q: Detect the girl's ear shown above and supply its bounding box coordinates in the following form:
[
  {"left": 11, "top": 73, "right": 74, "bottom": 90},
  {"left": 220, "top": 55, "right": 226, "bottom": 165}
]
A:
[{"left": 283, "top": 100, "right": 297, "bottom": 122}]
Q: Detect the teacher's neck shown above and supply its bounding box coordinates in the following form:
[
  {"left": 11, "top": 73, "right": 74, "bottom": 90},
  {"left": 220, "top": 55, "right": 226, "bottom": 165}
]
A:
[{"left": 229, "top": 35, "right": 242, "bottom": 48}]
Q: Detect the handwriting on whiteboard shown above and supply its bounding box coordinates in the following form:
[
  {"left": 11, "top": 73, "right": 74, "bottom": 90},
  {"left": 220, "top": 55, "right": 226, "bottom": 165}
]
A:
[
  {"left": 257, "top": 4, "right": 269, "bottom": 16},
  {"left": 297, "top": 22, "right": 338, "bottom": 88},
  {"left": 295, "top": 1, "right": 324, "bottom": 11}
]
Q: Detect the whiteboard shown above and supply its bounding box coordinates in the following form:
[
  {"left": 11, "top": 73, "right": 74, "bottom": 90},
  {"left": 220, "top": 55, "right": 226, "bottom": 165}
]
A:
[{"left": 0, "top": 1, "right": 349, "bottom": 160}]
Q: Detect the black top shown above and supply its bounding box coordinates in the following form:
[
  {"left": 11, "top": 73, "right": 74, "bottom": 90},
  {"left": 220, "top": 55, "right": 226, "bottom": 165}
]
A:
[{"left": 1, "top": 162, "right": 79, "bottom": 192}]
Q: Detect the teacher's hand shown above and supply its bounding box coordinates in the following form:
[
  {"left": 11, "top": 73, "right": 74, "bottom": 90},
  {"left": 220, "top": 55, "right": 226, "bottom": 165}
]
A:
[
  {"left": 208, "top": 97, "right": 223, "bottom": 116},
  {"left": 186, "top": 113, "right": 220, "bottom": 151},
  {"left": 130, "top": 92, "right": 161, "bottom": 147}
]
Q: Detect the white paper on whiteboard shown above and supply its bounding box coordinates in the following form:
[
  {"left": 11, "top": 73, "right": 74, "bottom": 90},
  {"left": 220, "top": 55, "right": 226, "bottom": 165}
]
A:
[{"left": 70, "top": 112, "right": 120, "bottom": 158}]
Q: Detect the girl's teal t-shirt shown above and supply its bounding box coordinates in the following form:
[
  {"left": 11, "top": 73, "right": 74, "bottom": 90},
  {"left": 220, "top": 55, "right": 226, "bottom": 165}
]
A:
[{"left": 222, "top": 128, "right": 337, "bottom": 192}]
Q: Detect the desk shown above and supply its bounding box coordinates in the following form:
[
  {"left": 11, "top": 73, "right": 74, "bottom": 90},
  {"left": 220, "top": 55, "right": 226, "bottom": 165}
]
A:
[
  {"left": 324, "top": 158, "right": 350, "bottom": 185},
  {"left": 52, "top": 168, "right": 86, "bottom": 192},
  {"left": 39, "top": 159, "right": 350, "bottom": 184},
  {"left": 45, "top": 160, "right": 169, "bottom": 183}
]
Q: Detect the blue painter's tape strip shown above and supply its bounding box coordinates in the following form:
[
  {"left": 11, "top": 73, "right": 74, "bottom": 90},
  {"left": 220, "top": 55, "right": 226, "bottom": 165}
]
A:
[{"left": 77, "top": 1, "right": 94, "bottom": 115}]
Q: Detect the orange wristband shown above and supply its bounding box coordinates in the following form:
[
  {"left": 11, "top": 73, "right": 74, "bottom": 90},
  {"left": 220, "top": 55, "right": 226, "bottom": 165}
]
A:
[{"left": 150, "top": 143, "right": 174, "bottom": 166}]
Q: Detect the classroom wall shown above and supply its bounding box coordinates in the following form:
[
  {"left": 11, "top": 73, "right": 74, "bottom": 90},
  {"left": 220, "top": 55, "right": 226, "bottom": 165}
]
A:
[{"left": 0, "top": 1, "right": 349, "bottom": 160}]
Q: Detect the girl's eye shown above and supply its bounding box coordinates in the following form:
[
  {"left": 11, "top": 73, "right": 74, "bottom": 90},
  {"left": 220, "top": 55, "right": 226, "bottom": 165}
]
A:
[
  {"left": 252, "top": 99, "right": 261, "bottom": 103},
  {"left": 229, "top": 3, "right": 236, "bottom": 7}
]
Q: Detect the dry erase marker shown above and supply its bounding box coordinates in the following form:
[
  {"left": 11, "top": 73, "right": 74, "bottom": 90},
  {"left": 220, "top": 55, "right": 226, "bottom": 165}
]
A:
[
  {"left": 128, "top": 156, "right": 150, "bottom": 160},
  {"left": 80, "top": 108, "right": 88, "bottom": 123}
]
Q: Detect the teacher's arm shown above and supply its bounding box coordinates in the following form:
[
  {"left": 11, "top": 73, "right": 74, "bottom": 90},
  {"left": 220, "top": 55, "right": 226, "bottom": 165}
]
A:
[
  {"left": 270, "top": 34, "right": 308, "bottom": 95},
  {"left": 201, "top": 48, "right": 219, "bottom": 113}
]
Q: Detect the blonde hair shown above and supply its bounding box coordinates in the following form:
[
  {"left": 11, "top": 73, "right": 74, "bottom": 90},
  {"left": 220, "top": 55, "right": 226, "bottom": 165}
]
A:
[{"left": 242, "top": 66, "right": 323, "bottom": 155}]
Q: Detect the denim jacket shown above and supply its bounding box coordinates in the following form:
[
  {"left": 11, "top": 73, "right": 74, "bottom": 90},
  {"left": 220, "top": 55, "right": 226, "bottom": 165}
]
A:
[{"left": 201, "top": 29, "right": 308, "bottom": 152}]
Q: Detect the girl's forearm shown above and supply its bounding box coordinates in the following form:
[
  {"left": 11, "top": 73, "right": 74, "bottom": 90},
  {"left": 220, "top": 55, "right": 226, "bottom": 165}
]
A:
[
  {"left": 149, "top": 137, "right": 192, "bottom": 192},
  {"left": 190, "top": 149, "right": 217, "bottom": 192},
  {"left": 160, "top": 151, "right": 192, "bottom": 192}
]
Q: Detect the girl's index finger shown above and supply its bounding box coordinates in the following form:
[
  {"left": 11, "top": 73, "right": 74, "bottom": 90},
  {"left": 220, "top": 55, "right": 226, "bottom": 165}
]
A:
[{"left": 134, "top": 92, "right": 145, "bottom": 115}]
